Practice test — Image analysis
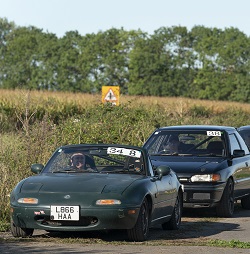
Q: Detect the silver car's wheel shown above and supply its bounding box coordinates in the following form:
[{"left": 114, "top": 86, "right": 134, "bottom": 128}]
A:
[{"left": 216, "top": 178, "right": 234, "bottom": 217}]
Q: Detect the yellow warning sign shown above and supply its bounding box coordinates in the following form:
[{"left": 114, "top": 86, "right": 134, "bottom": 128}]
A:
[{"left": 102, "top": 86, "right": 120, "bottom": 106}]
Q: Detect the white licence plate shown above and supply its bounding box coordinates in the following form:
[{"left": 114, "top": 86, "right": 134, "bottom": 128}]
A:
[{"left": 50, "top": 206, "right": 79, "bottom": 221}]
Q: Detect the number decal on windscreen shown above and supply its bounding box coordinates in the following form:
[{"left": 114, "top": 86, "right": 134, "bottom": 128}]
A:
[
  {"left": 107, "top": 147, "right": 141, "bottom": 158},
  {"left": 207, "top": 131, "right": 221, "bottom": 136}
]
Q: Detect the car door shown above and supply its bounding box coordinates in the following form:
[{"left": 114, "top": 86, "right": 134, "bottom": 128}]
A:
[
  {"left": 229, "top": 133, "right": 250, "bottom": 198},
  {"left": 151, "top": 171, "right": 176, "bottom": 222}
]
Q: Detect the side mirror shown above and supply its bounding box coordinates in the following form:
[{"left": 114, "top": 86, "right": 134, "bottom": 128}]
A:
[
  {"left": 31, "top": 163, "right": 44, "bottom": 174},
  {"left": 156, "top": 165, "right": 171, "bottom": 180},
  {"left": 232, "top": 149, "right": 245, "bottom": 158}
]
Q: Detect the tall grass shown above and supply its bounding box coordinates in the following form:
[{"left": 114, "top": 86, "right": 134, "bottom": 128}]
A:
[{"left": 0, "top": 89, "right": 250, "bottom": 226}]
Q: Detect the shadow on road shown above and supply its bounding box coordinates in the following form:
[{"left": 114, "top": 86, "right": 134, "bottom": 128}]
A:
[{"left": 37, "top": 220, "right": 240, "bottom": 242}]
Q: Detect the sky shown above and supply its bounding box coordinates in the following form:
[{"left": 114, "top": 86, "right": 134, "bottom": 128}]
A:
[{"left": 0, "top": 0, "right": 250, "bottom": 38}]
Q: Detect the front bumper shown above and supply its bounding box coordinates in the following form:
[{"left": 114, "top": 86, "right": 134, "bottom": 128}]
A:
[
  {"left": 11, "top": 205, "right": 140, "bottom": 231},
  {"left": 181, "top": 182, "right": 226, "bottom": 208}
]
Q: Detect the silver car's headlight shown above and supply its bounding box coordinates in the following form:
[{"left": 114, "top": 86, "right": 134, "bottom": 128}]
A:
[{"left": 190, "top": 174, "right": 220, "bottom": 182}]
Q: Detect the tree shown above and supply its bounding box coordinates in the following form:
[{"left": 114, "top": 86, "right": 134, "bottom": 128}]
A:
[
  {"left": 56, "top": 31, "right": 83, "bottom": 92},
  {"left": 1, "top": 26, "right": 45, "bottom": 89},
  {"left": 0, "top": 18, "right": 16, "bottom": 87},
  {"left": 190, "top": 26, "right": 250, "bottom": 102},
  {"left": 128, "top": 26, "right": 197, "bottom": 97},
  {"left": 35, "top": 32, "right": 60, "bottom": 90},
  {"left": 78, "top": 28, "right": 145, "bottom": 94}
]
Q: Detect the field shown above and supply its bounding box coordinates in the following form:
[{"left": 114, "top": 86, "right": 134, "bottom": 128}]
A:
[{"left": 1, "top": 89, "right": 250, "bottom": 226}]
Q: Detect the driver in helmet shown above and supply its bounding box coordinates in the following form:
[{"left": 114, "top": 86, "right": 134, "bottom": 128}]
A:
[{"left": 163, "top": 135, "right": 181, "bottom": 154}]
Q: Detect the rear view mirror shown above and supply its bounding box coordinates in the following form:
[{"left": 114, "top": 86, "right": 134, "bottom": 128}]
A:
[
  {"left": 31, "top": 163, "right": 44, "bottom": 174},
  {"left": 179, "top": 135, "right": 195, "bottom": 141},
  {"left": 232, "top": 149, "right": 245, "bottom": 158},
  {"left": 156, "top": 165, "right": 171, "bottom": 180}
]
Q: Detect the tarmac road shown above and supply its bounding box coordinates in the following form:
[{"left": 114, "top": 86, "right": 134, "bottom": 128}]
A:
[{"left": 0, "top": 204, "right": 249, "bottom": 254}]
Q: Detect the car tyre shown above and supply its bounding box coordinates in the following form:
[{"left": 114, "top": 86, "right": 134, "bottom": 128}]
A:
[
  {"left": 127, "top": 198, "right": 149, "bottom": 241},
  {"left": 216, "top": 178, "right": 234, "bottom": 217},
  {"left": 162, "top": 190, "right": 182, "bottom": 230},
  {"left": 10, "top": 218, "right": 34, "bottom": 238},
  {"left": 241, "top": 195, "right": 250, "bottom": 209}
]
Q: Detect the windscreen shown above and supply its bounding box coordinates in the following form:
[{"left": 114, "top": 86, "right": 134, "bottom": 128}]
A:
[
  {"left": 145, "top": 130, "right": 227, "bottom": 157},
  {"left": 42, "top": 146, "right": 146, "bottom": 174}
]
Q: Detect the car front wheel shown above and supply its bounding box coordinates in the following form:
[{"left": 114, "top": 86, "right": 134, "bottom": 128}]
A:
[
  {"left": 10, "top": 218, "right": 34, "bottom": 238},
  {"left": 162, "top": 190, "right": 182, "bottom": 230},
  {"left": 127, "top": 198, "right": 149, "bottom": 241},
  {"left": 216, "top": 178, "right": 234, "bottom": 217}
]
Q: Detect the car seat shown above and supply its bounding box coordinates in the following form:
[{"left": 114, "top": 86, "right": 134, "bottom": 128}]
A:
[
  {"left": 85, "top": 155, "right": 96, "bottom": 169},
  {"left": 207, "top": 141, "right": 224, "bottom": 155}
]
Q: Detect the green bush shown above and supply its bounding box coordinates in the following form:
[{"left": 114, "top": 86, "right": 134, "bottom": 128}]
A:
[{"left": 188, "top": 105, "right": 212, "bottom": 118}]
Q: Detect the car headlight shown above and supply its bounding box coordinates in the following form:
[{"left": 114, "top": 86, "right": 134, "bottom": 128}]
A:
[
  {"left": 96, "top": 199, "right": 121, "bottom": 205},
  {"left": 17, "top": 198, "right": 38, "bottom": 204},
  {"left": 190, "top": 174, "right": 221, "bottom": 182}
]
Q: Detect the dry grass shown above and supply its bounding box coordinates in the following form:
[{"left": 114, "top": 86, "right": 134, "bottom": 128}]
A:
[{"left": 1, "top": 89, "right": 250, "bottom": 113}]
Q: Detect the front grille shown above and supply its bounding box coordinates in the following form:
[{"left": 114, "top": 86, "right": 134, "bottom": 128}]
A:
[
  {"left": 35, "top": 215, "right": 98, "bottom": 227},
  {"left": 193, "top": 193, "right": 210, "bottom": 200}
]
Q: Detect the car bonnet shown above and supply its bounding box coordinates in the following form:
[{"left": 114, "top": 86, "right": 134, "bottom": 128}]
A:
[
  {"left": 19, "top": 173, "right": 143, "bottom": 194},
  {"left": 150, "top": 157, "right": 225, "bottom": 175}
]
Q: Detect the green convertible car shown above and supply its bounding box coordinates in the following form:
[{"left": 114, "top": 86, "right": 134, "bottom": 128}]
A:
[{"left": 10, "top": 144, "right": 183, "bottom": 241}]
